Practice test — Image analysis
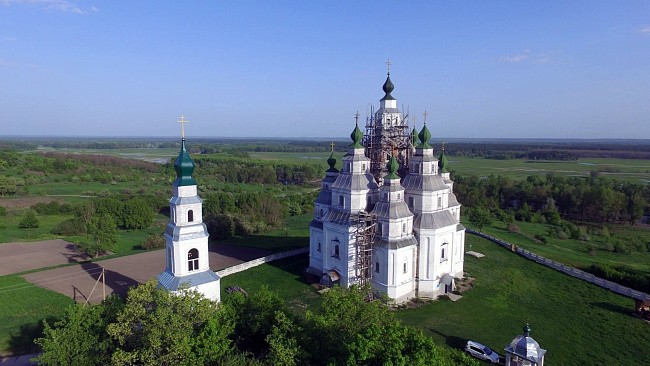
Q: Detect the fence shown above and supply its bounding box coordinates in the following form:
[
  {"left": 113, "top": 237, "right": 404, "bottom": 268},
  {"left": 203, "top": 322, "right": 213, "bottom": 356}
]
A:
[
  {"left": 467, "top": 229, "right": 650, "bottom": 302},
  {"left": 216, "top": 247, "right": 309, "bottom": 278}
]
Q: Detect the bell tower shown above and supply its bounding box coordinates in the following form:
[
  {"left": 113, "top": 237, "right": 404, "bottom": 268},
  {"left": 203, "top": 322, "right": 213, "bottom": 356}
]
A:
[{"left": 157, "top": 115, "right": 221, "bottom": 302}]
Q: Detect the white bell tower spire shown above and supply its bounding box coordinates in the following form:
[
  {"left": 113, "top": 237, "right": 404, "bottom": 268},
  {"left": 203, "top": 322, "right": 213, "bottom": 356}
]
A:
[{"left": 157, "top": 115, "right": 221, "bottom": 302}]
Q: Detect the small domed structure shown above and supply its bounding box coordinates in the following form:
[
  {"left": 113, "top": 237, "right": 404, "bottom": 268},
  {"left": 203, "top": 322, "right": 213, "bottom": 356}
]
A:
[{"left": 504, "top": 324, "right": 546, "bottom": 366}]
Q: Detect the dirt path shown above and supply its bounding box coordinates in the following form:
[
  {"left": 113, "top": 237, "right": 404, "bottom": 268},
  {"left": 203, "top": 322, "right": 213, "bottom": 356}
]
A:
[
  {"left": 22, "top": 244, "right": 270, "bottom": 304},
  {"left": 0, "top": 240, "right": 86, "bottom": 276}
]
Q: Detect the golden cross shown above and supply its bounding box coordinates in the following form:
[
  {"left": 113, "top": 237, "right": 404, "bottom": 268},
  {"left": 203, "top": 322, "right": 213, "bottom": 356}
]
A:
[
  {"left": 386, "top": 58, "right": 392, "bottom": 74},
  {"left": 354, "top": 111, "right": 360, "bottom": 125},
  {"left": 330, "top": 141, "right": 335, "bottom": 152},
  {"left": 177, "top": 114, "right": 189, "bottom": 139},
  {"left": 423, "top": 110, "right": 428, "bottom": 124}
]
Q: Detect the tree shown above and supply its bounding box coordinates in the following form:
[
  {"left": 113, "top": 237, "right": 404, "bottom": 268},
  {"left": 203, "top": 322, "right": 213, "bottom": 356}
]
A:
[
  {"left": 302, "top": 286, "right": 478, "bottom": 366},
  {"left": 35, "top": 296, "right": 123, "bottom": 366},
  {"left": 227, "top": 286, "right": 285, "bottom": 357},
  {"left": 205, "top": 213, "right": 236, "bottom": 239},
  {"left": 265, "top": 311, "right": 300, "bottom": 366},
  {"left": 36, "top": 282, "right": 235, "bottom": 366},
  {"left": 122, "top": 197, "right": 154, "bottom": 230},
  {"left": 468, "top": 207, "right": 492, "bottom": 233},
  {"left": 107, "top": 282, "right": 233, "bottom": 366},
  {"left": 82, "top": 214, "right": 118, "bottom": 257},
  {"left": 18, "top": 210, "right": 39, "bottom": 229}
]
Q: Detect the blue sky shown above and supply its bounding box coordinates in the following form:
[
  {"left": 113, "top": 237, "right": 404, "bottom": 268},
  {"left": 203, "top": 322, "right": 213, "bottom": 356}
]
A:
[{"left": 1, "top": 1, "right": 649, "bottom": 139}]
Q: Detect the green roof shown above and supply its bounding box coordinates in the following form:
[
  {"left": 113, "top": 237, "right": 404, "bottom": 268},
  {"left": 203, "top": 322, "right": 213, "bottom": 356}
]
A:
[
  {"left": 411, "top": 126, "right": 420, "bottom": 147},
  {"left": 418, "top": 124, "right": 432, "bottom": 149},
  {"left": 174, "top": 139, "right": 197, "bottom": 186},
  {"left": 349, "top": 123, "right": 364, "bottom": 148},
  {"left": 326, "top": 151, "right": 339, "bottom": 173},
  {"left": 381, "top": 73, "right": 395, "bottom": 101},
  {"left": 438, "top": 146, "right": 449, "bottom": 173},
  {"left": 384, "top": 155, "right": 399, "bottom": 180}
]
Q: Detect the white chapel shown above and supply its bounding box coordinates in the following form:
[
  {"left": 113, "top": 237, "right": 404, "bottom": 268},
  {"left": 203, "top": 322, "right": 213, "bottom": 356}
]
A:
[
  {"left": 157, "top": 117, "right": 221, "bottom": 302},
  {"left": 307, "top": 71, "right": 465, "bottom": 303}
]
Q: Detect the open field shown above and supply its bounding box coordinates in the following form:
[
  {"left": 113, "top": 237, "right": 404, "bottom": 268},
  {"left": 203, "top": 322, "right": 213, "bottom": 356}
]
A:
[
  {"left": 450, "top": 156, "right": 650, "bottom": 182},
  {"left": 250, "top": 151, "right": 650, "bottom": 183},
  {"left": 35, "top": 147, "right": 179, "bottom": 164},
  {"left": 469, "top": 220, "right": 650, "bottom": 274},
  {"left": 221, "top": 236, "right": 650, "bottom": 365}
]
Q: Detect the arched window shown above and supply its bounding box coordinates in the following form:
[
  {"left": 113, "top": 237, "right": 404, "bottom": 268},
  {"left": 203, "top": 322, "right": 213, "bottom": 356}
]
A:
[
  {"left": 339, "top": 195, "right": 344, "bottom": 207},
  {"left": 402, "top": 222, "right": 407, "bottom": 233},
  {"left": 317, "top": 242, "right": 321, "bottom": 252},
  {"left": 375, "top": 262, "right": 380, "bottom": 273},
  {"left": 167, "top": 247, "right": 172, "bottom": 271},
  {"left": 403, "top": 262, "right": 407, "bottom": 273},
  {"left": 397, "top": 193, "right": 401, "bottom": 200},
  {"left": 437, "top": 197, "right": 442, "bottom": 208},
  {"left": 334, "top": 245, "right": 340, "bottom": 258},
  {"left": 408, "top": 196, "right": 414, "bottom": 209},
  {"left": 188, "top": 209, "right": 194, "bottom": 222},
  {"left": 187, "top": 248, "right": 199, "bottom": 271},
  {"left": 377, "top": 223, "right": 382, "bottom": 236}
]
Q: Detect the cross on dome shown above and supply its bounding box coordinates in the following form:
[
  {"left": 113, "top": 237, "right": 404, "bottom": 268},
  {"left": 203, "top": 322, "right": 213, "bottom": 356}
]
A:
[
  {"left": 177, "top": 114, "right": 189, "bottom": 139},
  {"left": 386, "top": 58, "right": 392, "bottom": 74},
  {"left": 354, "top": 111, "right": 360, "bottom": 126},
  {"left": 423, "top": 110, "right": 428, "bottom": 125}
]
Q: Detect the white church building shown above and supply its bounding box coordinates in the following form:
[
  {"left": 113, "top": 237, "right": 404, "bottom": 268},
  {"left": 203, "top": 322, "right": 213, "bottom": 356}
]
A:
[
  {"left": 307, "top": 72, "right": 465, "bottom": 303},
  {"left": 157, "top": 120, "right": 221, "bottom": 302}
]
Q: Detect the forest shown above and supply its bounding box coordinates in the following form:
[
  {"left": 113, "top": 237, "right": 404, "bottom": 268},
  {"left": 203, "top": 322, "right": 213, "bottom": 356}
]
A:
[{"left": 35, "top": 282, "right": 478, "bottom": 366}]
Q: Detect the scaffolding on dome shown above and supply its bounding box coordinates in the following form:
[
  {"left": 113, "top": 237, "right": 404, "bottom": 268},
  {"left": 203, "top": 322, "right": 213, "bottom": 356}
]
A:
[
  {"left": 363, "top": 105, "right": 413, "bottom": 183},
  {"left": 352, "top": 211, "right": 377, "bottom": 287}
]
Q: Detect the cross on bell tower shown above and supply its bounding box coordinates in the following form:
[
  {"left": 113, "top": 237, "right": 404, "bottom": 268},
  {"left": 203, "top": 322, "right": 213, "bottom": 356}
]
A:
[{"left": 177, "top": 114, "right": 189, "bottom": 139}]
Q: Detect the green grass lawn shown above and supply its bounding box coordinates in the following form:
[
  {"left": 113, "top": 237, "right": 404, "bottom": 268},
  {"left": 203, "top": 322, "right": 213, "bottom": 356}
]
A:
[
  {"left": 472, "top": 220, "right": 650, "bottom": 274},
  {"left": 396, "top": 235, "right": 650, "bottom": 365},
  {"left": 220, "top": 255, "right": 321, "bottom": 312},
  {"left": 0, "top": 213, "right": 70, "bottom": 244},
  {"left": 0, "top": 275, "right": 74, "bottom": 356}
]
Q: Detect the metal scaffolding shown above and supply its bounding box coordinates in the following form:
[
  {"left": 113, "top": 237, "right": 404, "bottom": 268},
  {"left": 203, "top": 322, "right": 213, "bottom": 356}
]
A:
[
  {"left": 363, "top": 106, "right": 413, "bottom": 183},
  {"left": 352, "top": 211, "right": 377, "bottom": 287}
]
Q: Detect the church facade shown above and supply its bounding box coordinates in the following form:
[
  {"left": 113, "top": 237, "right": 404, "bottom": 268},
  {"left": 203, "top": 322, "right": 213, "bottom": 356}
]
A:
[
  {"left": 307, "top": 73, "right": 465, "bottom": 303},
  {"left": 157, "top": 126, "right": 221, "bottom": 302}
]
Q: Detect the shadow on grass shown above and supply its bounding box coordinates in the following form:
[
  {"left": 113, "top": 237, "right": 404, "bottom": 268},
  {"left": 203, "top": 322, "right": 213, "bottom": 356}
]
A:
[
  {"left": 264, "top": 254, "right": 312, "bottom": 281},
  {"left": 8, "top": 316, "right": 58, "bottom": 355},
  {"left": 213, "top": 234, "right": 308, "bottom": 253},
  {"left": 428, "top": 328, "right": 467, "bottom": 350},
  {"left": 592, "top": 301, "right": 635, "bottom": 317}
]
